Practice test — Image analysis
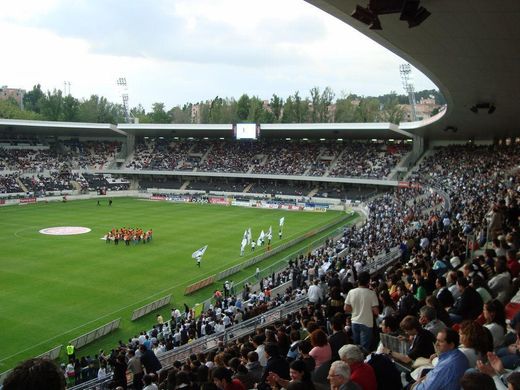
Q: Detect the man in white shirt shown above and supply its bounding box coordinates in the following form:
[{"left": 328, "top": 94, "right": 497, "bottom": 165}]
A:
[
  {"left": 344, "top": 271, "right": 379, "bottom": 351},
  {"left": 307, "top": 280, "right": 323, "bottom": 304}
]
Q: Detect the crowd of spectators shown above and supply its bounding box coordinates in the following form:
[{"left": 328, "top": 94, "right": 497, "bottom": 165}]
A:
[
  {"left": 307, "top": 142, "right": 345, "bottom": 177},
  {"left": 251, "top": 141, "right": 322, "bottom": 176},
  {"left": 126, "top": 139, "right": 194, "bottom": 171},
  {"left": 186, "top": 179, "right": 250, "bottom": 193},
  {"left": 0, "top": 140, "right": 121, "bottom": 173},
  {"left": 19, "top": 172, "right": 79, "bottom": 193},
  {"left": 63, "top": 140, "right": 122, "bottom": 170},
  {"left": 6, "top": 142, "right": 520, "bottom": 390},
  {"left": 329, "top": 143, "right": 411, "bottom": 179},
  {"left": 198, "top": 140, "right": 259, "bottom": 174},
  {"left": 0, "top": 173, "right": 22, "bottom": 193},
  {"left": 82, "top": 174, "right": 130, "bottom": 192},
  {"left": 126, "top": 138, "right": 410, "bottom": 179},
  {"left": 249, "top": 181, "right": 315, "bottom": 196},
  {"left": 0, "top": 147, "right": 72, "bottom": 172}
]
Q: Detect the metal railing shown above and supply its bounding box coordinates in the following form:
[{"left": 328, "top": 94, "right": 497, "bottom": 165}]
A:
[{"left": 68, "top": 298, "right": 309, "bottom": 390}]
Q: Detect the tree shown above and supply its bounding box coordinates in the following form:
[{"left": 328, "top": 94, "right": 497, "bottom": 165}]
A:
[
  {"left": 247, "top": 96, "right": 265, "bottom": 123},
  {"left": 269, "top": 94, "right": 283, "bottom": 122},
  {"left": 77, "top": 95, "right": 125, "bottom": 123},
  {"left": 39, "top": 89, "right": 63, "bottom": 121},
  {"left": 170, "top": 103, "right": 193, "bottom": 124},
  {"left": 310, "top": 86, "right": 321, "bottom": 122},
  {"left": 0, "top": 98, "right": 41, "bottom": 120},
  {"left": 208, "top": 96, "right": 225, "bottom": 123},
  {"left": 354, "top": 97, "right": 380, "bottom": 122},
  {"left": 147, "top": 102, "right": 171, "bottom": 123},
  {"left": 236, "top": 94, "right": 250, "bottom": 121},
  {"left": 23, "top": 84, "right": 44, "bottom": 113},
  {"left": 197, "top": 101, "right": 211, "bottom": 123},
  {"left": 130, "top": 104, "right": 150, "bottom": 123},
  {"left": 319, "top": 86, "right": 335, "bottom": 122},
  {"left": 379, "top": 92, "right": 405, "bottom": 124},
  {"left": 334, "top": 92, "right": 357, "bottom": 123},
  {"left": 61, "top": 95, "right": 80, "bottom": 122},
  {"left": 293, "top": 91, "right": 309, "bottom": 123},
  {"left": 281, "top": 96, "right": 296, "bottom": 123}
]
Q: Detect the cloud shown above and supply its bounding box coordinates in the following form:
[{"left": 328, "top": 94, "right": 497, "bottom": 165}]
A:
[
  {"left": 0, "top": 0, "right": 437, "bottom": 109},
  {"left": 20, "top": 0, "right": 327, "bottom": 68}
]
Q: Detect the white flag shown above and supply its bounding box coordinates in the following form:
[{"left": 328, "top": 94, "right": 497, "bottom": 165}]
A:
[
  {"left": 192, "top": 245, "right": 208, "bottom": 260},
  {"left": 279, "top": 217, "right": 285, "bottom": 227},
  {"left": 243, "top": 229, "right": 248, "bottom": 239},
  {"left": 241, "top": 238, "right": 247, "bottom": 250},
  {"left": 268, "top": 226, "right": 272, "bottom": 236},
  {"left": 247, "top": 228, "right": 252, "bottom": 244}
]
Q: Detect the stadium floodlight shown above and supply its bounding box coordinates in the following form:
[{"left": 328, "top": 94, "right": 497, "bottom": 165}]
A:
[
  {"left": 116, "top": 77, "right": 131, "bottom": 123},
  {"left": 351, "top": 4, "right": 381, "bottom": 29},
  {"left": 400, "top": 63, "right": 417, "bottom": 121},
  {"left": 352, "top": 0, "right": 430, "bottom": 29},
  {"left": 351, "top": 5, "right": 375, "bottom": 25},
  {"left": 470, "top": 103, "right": 496, "bottom": 114},
  {"left": 407, "top": 6, "right": 431, "bottom": 28}
]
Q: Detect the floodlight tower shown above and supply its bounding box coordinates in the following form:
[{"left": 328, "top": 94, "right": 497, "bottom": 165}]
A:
[
  {"left": 399, "top": 64, "right": 417, "bottom": 121},
  {"left": 116, "top": 77, "right": 130, "bottom": 123},
  {"left": 63, "top": 81, "right": 71, "bottom": 96}
]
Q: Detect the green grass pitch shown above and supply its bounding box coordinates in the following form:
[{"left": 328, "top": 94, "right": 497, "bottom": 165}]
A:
[{"left": 0, "top": 197, "right": 348, "bottom": 371}]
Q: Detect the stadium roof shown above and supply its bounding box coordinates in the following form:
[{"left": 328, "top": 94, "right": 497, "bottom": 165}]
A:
[
  {"left": 0, "top": 120, "right": 413, "bottom": 140},
  {"left": 2, "top": 1, "right": 518, "bottom": 142},
  {"left": 305, "top": 0, "right": 520, "bottom": 141},
  {"left": 0, "top": 118, "right": 124, "bottom": 137},
  {"left": 117, "top": 122, "right": 414, "bottom": 139}
]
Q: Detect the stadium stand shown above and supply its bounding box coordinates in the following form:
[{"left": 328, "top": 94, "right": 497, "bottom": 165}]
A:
[
  {"left": 57, "top": 142, "right": 520, "bottom": 390},
  {"left": 0, "top": 173, "right": 22, "bottom": 193},
  {"left": 3, "top": 138, "right": 520, "bottom": 390},
  {"left": 125, "top": 138, "right": 410, "bottom": 178}
]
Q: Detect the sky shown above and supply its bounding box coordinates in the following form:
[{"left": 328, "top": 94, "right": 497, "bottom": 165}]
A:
[{"left": 0, "top": 0, "right": 437, "bottom": 111}]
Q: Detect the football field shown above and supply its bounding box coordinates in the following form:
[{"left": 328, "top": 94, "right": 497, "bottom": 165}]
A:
[{"left": 0, "top": 197, "right": 351, "bottom": 371}]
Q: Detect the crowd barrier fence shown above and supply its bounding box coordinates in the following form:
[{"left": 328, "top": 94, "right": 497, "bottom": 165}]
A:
[
  {"left": 131, "top": 295, "right": 172, "bottom": 321},
  {"left": 70, "top": 318, "right": 121, "bottom": 350}
]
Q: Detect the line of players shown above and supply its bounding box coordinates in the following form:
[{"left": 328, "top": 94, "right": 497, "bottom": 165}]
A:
[{"left": 105, "top": 227, "right": 153, "bottom": 245}]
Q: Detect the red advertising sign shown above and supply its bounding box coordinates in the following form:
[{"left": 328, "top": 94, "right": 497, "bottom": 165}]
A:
[
  {"left": 19, "top": 197, "right": 36, "bottom": 204},
  {"left": 209, "top": 197, "right": 228, "bottom": 205},
  {"left": 150, "top": 195, "right": 167, "bottom": 201}
]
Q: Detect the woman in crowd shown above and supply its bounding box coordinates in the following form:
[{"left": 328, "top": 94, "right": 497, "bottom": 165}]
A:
[
  {"left": 458, "top": 320, "right": 492, "bottom": 368},
  {"left": 308, "top": 329, "right": 332, "bottom": 369},
  {"left": 483, "top": 299, "right": 507, "bottom": 349},
  {"left": 378, "top": 289, "right": 397, "bottom": 325},
  {"left": 267, "top": 359, "right": 316, "bottom": 390}
]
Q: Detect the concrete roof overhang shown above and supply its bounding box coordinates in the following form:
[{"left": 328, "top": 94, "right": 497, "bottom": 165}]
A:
[
  {"left": 0, "top": 119, "right": 125, "bottom": 137},
  {"left": 305, "top": 0, "right": 520, "bottom": 141}
]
